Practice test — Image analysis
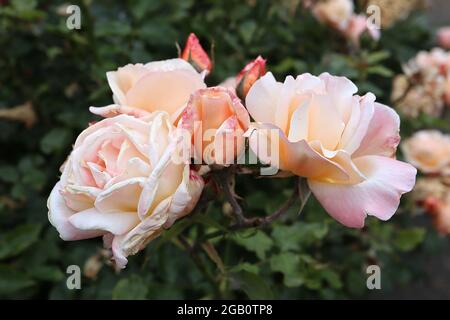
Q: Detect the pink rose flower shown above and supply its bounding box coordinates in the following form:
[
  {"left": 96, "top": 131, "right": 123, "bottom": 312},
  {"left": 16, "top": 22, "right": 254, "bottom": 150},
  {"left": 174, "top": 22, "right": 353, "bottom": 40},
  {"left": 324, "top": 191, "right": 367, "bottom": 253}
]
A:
[
  {"left": 437, "top": 27, "right": 450, "bottom": 49},
  {"left": 47, "top": 112, "right": 204, "bottom": 268},
  {"left": 178, "top": 87, "right": 250, "bottom": 165},
  {"left": 246, "top": 72, "right": 416, "bottom": 228},
  {"left": 90, "top": 59, "right": 206, "bottom": 122},
  {"left": 402, "top": 130, "right": 450, "bottom": 175}
]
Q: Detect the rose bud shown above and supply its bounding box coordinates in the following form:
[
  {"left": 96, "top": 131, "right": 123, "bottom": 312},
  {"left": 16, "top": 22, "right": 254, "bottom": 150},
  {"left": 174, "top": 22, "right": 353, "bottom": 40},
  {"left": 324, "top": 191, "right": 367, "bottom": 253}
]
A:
[
  {"left": 178, "top": 87, "right": 250, "bottom": 165},
  {"left": 236, "top": 56, "right": 266, "bottom": 100},
  {"left": 181, "top": 33, "right": 212, "bottom": 74}
]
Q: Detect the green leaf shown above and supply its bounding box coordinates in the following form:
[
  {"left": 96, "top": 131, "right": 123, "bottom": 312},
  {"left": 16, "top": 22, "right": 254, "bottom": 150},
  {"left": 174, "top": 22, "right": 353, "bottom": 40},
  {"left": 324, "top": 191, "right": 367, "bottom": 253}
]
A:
[
  {"left": 28, "top": 265, "right": 64, "bottom": 282},
  {"left": 0, "top": 165, "right": 19, "bottom": 183},
  {"left": 366, "top": 65, "right": 394, "bottom": 77},
  {"left": 232, "top": 230, "right": 273, "bottom": 259},
  {"left": 229, "top": 262, "right": 259, "bottom": 275},
  {"left": 40, "top": 128, "right": 71, "bottom": 154},
  {"left": 0, "top": 265, "right": 35, "bottom": 295},
  {"left": 233, "top": 271, "right": 273, "bottom": 299},
  {"left": 366, "top": 51, "right": 390, "bottom": 64},
  {"left": 394, "top": 228, "right": 426, "bottom": 252},
  {"left": 0, "top": 224, "right": 42, "bottom": 260},
  {"left": 270, "top": 253, "right": 304, "bottom": 287},
  {"left": 112, "top": 275, "right": 148, "bottom": 300},
  {"left": 319, "top": 269, "right": 342, "bottom": 289},
  {"left": 239, "top": 21, "right": 257, "bottom": 44}
]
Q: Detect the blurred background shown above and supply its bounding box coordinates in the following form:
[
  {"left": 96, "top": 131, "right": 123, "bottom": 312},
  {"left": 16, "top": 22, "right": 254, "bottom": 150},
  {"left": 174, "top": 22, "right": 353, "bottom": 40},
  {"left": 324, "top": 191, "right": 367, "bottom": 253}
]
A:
[{"left": 0, "top": 0, "right": 449, "bottom": 299}]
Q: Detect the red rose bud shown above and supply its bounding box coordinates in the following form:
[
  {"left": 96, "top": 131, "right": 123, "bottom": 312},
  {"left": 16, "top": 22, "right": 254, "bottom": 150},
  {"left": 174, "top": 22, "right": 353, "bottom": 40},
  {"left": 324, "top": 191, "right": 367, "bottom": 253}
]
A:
[
  {"left": 236, "top": 56, "right": 266, "bottom": 100},
  {"left": 181, "top": 33, "right": 212, "bottom": 74}
]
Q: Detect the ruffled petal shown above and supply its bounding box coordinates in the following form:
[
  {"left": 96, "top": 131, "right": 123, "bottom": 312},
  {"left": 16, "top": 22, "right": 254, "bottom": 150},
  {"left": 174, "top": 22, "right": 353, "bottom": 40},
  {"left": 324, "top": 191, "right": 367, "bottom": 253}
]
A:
[
  {"left": 47, "top": 182, "right": 103, "bottom": 241},
  {"left": 352, "top": 103, "right": 400, "bottom": 158},
  {"left": 69, "top": 208, "right": 140, "bottom": 235},
  {"left": 308, "top": 155, "right": 417, "bottom": 228}
]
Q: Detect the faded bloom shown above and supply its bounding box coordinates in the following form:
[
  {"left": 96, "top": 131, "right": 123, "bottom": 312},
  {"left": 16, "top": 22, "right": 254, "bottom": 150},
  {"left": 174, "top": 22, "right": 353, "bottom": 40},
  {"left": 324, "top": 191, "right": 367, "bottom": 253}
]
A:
[
  {"left": 391, "top": 75, "right": 444, "bottom": 118},
  {"left": 47, "top": 112, "right": 204, "bottom": 268},
  {"left": 246, "top": 72, "right": 416, "bottom": 228},
  {"left": 236, "top": 56, "right": 267, "bottom": 100},
  {"left": 312, "top": 0, "right": 354, "bottom": 30},
  {"left": 181, "top": 33, "right": 213, "bottom": 73},
  {"left": 437, "top": 27, "right": 450, "bottom": 49},
  {"left": 414, "top": 177, "right": 450, "bottom": 235},
  {"left": 178, "top": 87, "right": 250, "bottom": 165},
  {"left": 90, "top": 59, "right": 206, "bottom": 122},
  {"left": 396, "top": 48, "right": 450, "bottom": 117},
  {"left": 366, "top": 0, "right": 424, "bottom": 29},
  {"left": 402, "top": 130, "right": 450, "bottom": 175}
]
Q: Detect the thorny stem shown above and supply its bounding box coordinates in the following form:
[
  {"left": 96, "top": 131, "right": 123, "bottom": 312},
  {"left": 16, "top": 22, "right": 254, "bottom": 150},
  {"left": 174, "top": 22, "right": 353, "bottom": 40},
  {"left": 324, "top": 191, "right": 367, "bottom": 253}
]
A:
[
  {"left": 211, "top": 166, "right": 305, "bottom": 232},
  {"left": 212, "top": 166, "right": 246, "bottom": 224}
]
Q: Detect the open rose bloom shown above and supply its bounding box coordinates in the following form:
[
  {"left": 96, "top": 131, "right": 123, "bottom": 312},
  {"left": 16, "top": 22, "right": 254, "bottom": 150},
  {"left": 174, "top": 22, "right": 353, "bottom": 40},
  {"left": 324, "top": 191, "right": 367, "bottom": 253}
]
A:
[
  {"left": 246, "top": 72, "right": 417, "bottom": 228},
  {"left": 90, "top": 59, "right": 206, "bottom": 122},
  {"left": 48, "top": 112, "right": 204, "bottom": 268},
  {"left": 402, "top": 130, "right": 450, "bottom": 175}
]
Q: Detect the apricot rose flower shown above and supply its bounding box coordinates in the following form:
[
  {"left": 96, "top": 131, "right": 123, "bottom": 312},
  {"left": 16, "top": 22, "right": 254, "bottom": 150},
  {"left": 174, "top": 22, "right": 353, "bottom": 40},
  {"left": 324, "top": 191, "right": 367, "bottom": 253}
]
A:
[{"left": 246, "top": 72, "right": 417, "bottom": 228}]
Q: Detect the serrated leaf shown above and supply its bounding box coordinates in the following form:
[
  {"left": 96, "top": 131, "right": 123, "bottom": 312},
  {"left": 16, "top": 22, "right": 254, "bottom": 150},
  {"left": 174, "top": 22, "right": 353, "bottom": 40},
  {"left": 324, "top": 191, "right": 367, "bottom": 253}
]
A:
[
  {"left": 270, "top": 253, "right": 303, "bottom": 287},
  {"left": 232, "top": 230, "right": 273, "bottom": 259}
]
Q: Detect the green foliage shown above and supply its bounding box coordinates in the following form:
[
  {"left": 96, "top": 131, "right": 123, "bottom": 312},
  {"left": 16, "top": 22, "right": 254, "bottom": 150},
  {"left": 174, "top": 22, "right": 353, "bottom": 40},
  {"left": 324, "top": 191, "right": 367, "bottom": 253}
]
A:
[{"left": 0, "top": 0, "right": 447, "bottom": 300}]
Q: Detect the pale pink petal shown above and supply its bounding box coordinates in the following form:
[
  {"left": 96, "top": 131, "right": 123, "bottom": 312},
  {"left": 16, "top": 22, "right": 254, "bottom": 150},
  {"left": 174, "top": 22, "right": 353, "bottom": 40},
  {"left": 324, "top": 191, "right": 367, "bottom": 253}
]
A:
[
  {"left": 247, "top": 123, "right": 349, "bottom": 181},
  {"left": 308, "top": 155, "right": 417, "bottom": 228},
  {"left": 213, "top": 116, "right": 246, "bottom": 165},
  {"left": 112, "top": 209, "right": 169, "bottom": 269},
  {"left": 339, "top": 93, "right": 375, "bottom": 154},
  {"left": 47, "top": 182, "right": 103, "bottom": 241},
  {"left": 245, "top": 72, "right": 281, "bottom": 124},
  {"left": 61, "top": 184, "right": 101, "bottom": 211},
  {"left": 144, "top": 58, "right": 198, "bottom": 73},
  {"left": 164, "top": 169, "right": 204, "bottom": 228},
  {"left": 126, "top": 70, "right": 205, "bottom": 115},
  {"left": 69, "top": 208, "right": 140, "bottom": 235},
  {"left": 89, "top": 104, "right": 151, "bottom": 118},
  {"left": 353, "top": 102, "right": 400, "bottom": 158},
  {"left": 307, "top": 94, "right": 345, "bottom": 150},
  {"left": 95, "top": 178, "right": 145, "bottom": 213}
]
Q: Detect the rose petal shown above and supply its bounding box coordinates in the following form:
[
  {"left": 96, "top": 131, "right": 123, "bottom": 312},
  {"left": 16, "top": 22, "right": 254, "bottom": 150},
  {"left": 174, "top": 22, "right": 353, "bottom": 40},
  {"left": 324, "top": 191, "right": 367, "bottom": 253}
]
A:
[
  {"left": 245, "top": 72, "right": 281, "bottom": 124},
  {"left": 353, "top": 102, "right": 400, "bottom": 158},
  {"left": 47, "top": 182, "right": 103, "bottom": 241},
  {"left": 69, "top": 208, "right": 140, "bottom": 235},
  {"left": 308, "top": 155, "right": 417, "bottom": 228}
]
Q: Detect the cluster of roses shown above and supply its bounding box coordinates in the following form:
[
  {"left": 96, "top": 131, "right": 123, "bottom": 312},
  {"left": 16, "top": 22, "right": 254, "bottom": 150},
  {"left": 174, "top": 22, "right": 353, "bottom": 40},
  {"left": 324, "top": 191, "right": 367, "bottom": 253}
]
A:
[
  {"left": 48, "top": 33, "right": 416, "bottom": 268},
  {"left": 392, "top": 48, "right": 450, "bottom": 118},
  {"left": 403, "top": 131, "right": 450, "bottom": 234}
]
